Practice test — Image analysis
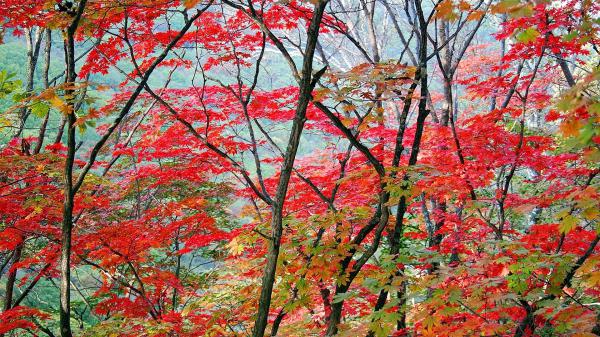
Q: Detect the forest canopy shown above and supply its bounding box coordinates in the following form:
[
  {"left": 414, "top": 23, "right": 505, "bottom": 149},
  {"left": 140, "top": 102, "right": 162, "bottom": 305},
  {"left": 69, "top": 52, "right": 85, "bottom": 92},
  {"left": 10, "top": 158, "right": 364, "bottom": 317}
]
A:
[{"left": 0, "top": 0, "right": 599, "bottom": 336}]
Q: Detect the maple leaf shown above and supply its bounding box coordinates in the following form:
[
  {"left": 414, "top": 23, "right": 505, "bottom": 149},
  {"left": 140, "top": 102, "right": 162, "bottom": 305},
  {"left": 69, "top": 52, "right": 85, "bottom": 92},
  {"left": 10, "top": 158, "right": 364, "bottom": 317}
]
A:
[{"left": 183, "top": 0, "right": 202, "bottom": 9}]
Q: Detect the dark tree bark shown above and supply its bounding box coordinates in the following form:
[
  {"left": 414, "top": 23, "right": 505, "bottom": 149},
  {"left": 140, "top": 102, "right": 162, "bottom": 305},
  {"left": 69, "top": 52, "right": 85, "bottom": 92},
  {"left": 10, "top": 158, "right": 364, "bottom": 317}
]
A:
[
  {"left": 15, "top": 27, "right": 44, "bottom": 138},
  {"left": 2, "top": 243, "right": 23, "bottom": 313},
  {"left": 33, "top": 29, "right": 52, "bottom": 155},
  {"left": 251, "top": 3, "right": 328, "bottom": 336},
  {"left": 57, "top": 2, "right": 208, "bottom": 335},
  {"left": 59, "top": 2, "right": 87, "bottom": 335},
  {"left": 365, "top": 1, "right": 431, "bottom": 334}
]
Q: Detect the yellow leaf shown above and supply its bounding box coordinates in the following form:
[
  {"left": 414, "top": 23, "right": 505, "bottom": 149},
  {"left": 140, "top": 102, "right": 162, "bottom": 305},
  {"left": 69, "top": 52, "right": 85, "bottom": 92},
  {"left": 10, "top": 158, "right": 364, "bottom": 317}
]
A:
[
  {"left": 492, "top": 0, "right": 533, "bottom": 18},
  {"left": 559, "top": 214, "right": 578, "bottom": 234},
  {"left": 516, "top": 27, "right": 540, "bottom": 44},
  {"left": 313, "top": 88, "right": 331, "bottom": 101},
  {"left": 560, "top": 119, "right": 583, "bottom": 137},
  {"left": 423, "top": 315, "right": 439, "bottom": 330},
  {"left": 582, "top": 206, "right": 599, "bottom": 221},
  {"left": 585, "top": 271, "right": 600, "bottom": 287},
  {"left": 342, "top": 104, "right": 356, "bottom": 112},
  {"left": 48, "top": 94, "right": 71, "bottom": 114},
  {"left": 227, "top": 237, "right": 244, "bottom": 256},
  {"left": 341, "top": 117, "right": 354, "bottom": 127}
]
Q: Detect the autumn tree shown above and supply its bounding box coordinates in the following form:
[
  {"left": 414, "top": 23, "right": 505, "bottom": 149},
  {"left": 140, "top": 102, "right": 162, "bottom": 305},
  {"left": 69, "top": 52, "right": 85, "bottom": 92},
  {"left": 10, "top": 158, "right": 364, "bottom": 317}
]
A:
[{"left": 0, "top": 0, "right": 598, "bottom": 336}]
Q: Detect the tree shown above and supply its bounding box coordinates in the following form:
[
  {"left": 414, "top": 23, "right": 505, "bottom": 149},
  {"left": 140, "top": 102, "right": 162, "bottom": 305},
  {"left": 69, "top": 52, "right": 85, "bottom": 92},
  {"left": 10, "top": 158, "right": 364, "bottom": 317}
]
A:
[{"left": 0, "top": 0, "right": 598, "bottom": 336}]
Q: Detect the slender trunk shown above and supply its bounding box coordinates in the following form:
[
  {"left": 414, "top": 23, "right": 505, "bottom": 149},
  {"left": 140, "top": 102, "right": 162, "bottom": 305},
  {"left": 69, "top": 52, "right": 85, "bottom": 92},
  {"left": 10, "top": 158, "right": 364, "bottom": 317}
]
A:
[
  {"left": 513, "top": 301, "right": 534, "bottom": 337},
  {"left": 3, "top": 29, "right": 43, "bottom": 330},
  {"left": 490, "top": 14, "right": 507, "bottom": 111},
  {"left": 16, "top": 27, "right": 43, "bottom": 138},
  {"left": 54, "top": 118, "right": 67, "bottom": 144},
  {"left": 326, "top": 288, "right": 346, "bottom": 336},
  {"left": 253, "top": 207, "right": 283, "bottom": 337},
  {"left": 251, "top": 2, "right": 328, "bottom": 337},
  {"left": 55, "top": 1, "right": 204, "bottom": 333},
  {"left": 427, "top": 201, "right": 446, "bottom": 273},
  {"left": 172, "top": 230, "right": 181, "bottom": 309},
  {"left": 3, "top": 27, "right": 43, "bottom": 306},
  {"left": 430, "top": 20, "right": 453, "bottom": 272},
  {"left": 367, "top": 82, "right": 417, "bottom": 329},
  {"left": 2, "top": 243, "right": 23, "bottom": 312},
  {"left": 59, "top": 57, "right": 76, "bottom": 337},
  {"left": 326, "top": 194, "right": 389, "bottom": 336},
  {"left": 34, "top": 29, "right": 52, "bottom": 155},
  {"left": 0, "top": 244, "right": 23, "bottom": 337},
  {"left": 363, "top": 0, "right": 379, "bottom": 63},
  {"left": 555, "top": 52, "right": 575, "bottom": 87},
  {"left": 60, "top": 2, "right": 88, "bottom": 335},
  {"left": 325, "top": 216, "right": 390, "bottom": 336},
  {"left": 438, "top": 21, "right": 451, "bottom": 126},
  {"left": 367, "top": 93, "right": 429, "bottom": 335},
  {"left": 270, "top": 308, "right": 285, "bottom": 337},
  {"left": 329, "top": 2, "right": 432, "bottom": 332},
  {"left": 367, "top": 2, "right": 430, "bottom": 334}
]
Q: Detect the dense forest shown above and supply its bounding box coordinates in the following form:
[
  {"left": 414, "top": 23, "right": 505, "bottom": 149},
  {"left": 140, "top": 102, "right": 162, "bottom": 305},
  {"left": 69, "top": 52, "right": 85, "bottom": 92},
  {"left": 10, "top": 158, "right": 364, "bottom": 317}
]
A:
[{"left": 0, "top": 0, "right": 598, "bottom": 336}]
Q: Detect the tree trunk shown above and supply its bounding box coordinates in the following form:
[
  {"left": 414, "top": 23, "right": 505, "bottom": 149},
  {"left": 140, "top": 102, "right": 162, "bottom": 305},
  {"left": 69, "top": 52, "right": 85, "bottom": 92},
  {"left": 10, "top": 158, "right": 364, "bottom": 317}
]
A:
[
  {"left": 366, "top": 1, "right": 431, "bottom": 334},
  {"left": 2, "top": 243, "right": 23, "bottom": 312},
  {"left": 59, "top": 48, "right": 76, "bottom": 337},
  {"left": 59, "top": 2, "right": 88, "bottom": 336},
  {"left": 34, "top": 29, "right": 52, "bottom": 155},
  {"left": 16, "top": 27, "right": 43, "bottom": 138},
  {"left": 251, "top": 2, "right": 328, "bottom": 337}
]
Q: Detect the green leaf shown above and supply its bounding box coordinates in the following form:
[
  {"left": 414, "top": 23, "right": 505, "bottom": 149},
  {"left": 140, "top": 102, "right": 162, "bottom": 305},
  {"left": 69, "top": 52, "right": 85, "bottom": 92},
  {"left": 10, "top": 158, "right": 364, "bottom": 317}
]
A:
[
  {"left": 423, "top": 315, "right": 439, "bottom": 329},
  {"left": 589, "top": 102, "right": 600, "bottom": 115},
  {"left": 563, "top": 31, "right": 578, "bottom": 42},
  {"left": 579, "top": 121, "right": 596, "bottom": 144},
  {"left": 507, "top": 274, "right": 528, "bottom": 294},
  {"left": 31, "top": 102, "right": 50, "bottom": 118},
  {"left": 516, "top": 27, "right": 540, "bottom": 44},
  {"left": 559, "top": 214, "right": 578, "bottom": 234},
  {"left": 447, "top": 287, "right": 462, "bottom": 303},
  {"left": 332, "top": 291, "right": 354, "bottom": 303},
  {"left": 12, "top": 91, "right": 27, "bottom": 102}
]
